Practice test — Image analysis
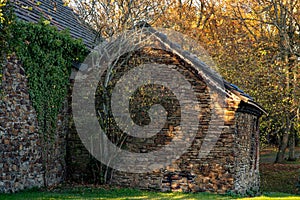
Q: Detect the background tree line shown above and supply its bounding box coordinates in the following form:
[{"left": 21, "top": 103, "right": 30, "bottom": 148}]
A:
[{"left": 65, "top": 0, "right": 300, "bottom": 163}]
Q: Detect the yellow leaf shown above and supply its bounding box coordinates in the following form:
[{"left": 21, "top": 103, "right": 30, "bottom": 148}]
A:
[
  {"left": 43, "top": 20, "right": 50, "bottom": 25},
  {"left": 219, "top": 19, "right": 224, "bottom": 25}
]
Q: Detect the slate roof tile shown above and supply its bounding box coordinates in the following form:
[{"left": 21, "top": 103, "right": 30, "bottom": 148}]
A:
[{"left": 12, "top": 0, "right": 101, "bottom": 49}]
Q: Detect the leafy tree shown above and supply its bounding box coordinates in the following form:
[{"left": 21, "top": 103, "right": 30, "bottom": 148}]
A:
[{"left": 229, "top": 0, "right": 300, "bottom": 162}]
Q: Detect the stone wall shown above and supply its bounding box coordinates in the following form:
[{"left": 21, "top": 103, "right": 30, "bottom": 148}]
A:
[
  {"left": 109, "top": 107, "right": 261, "bottom": 195},
  {"left": 0, "top": 51, "right": 262, "bottom": 194},
  {"left": 65, "top": 47, "right": 261, "bottom": 194},
  {"left": 107, "top": 48, "right": 261, "bottom": 194},
  {"left": 66, "top": 114, "right": 97, "bottom": 183},
  {"left": 110, "top": 124, "right": 236, "bottom": 193},
  {"left": 108, "top": 48, "right": 238, "bottom": 193},
  {"left": 109, "top": 111, "right": 237, "bottom": 194},
  {"left": 66, "top": 79, "right": 102, "bottom": 184},
  {"left": 44, "top": 99, "right": 68, "bottom": 187},
  {"left": 233, "top": 112, "right": 260, "bottom": 195},
  {"left": 0, "top": 55, "right": 67, "bottom": 193}
]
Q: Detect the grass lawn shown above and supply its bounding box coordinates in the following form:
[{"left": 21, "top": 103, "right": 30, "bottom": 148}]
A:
[{"left": 0, "top": 187, "right": 299, "bottom": 200}]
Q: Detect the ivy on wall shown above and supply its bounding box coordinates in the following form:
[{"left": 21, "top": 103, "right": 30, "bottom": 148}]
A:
[
  {"left": 0, "top": 1, "right": 89, "bottom": 186},
  {"left": 3, "top": 17, "right": 88, "bottom": 140}
]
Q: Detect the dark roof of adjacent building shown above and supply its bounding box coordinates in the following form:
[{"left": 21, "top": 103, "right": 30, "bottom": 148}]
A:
[{"left": 12, "top": 0, "right": 101, "bottom": 49}]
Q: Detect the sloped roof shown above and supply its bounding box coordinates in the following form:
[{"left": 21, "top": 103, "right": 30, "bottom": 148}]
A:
[
  {"left": 12, "top": 0, "right": 100, "bottom": 49},
  {"left": 99, "top": 23, "right": 266, "bottom": 116},
  {"left": 144, "top": 26, "right": 267, "bottom": 116},
  {"left": 224, "top": 81, "right": 267, "bottom": 116}
]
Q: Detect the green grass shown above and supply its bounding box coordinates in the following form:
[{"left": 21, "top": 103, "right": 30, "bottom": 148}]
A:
[
  {"left": 0, "top": 188, "right": 299, "bottom": 200},
  {"left": 0, "top": 187, "right": 226, "bottom": 200}
]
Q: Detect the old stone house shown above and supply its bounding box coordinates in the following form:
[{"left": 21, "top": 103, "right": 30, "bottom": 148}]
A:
[
  {"left": 0, "top": 0, "right": 266, "bottom": 195},
  {"left": 79, "top": 27, "right": 266, "bottom": 195}
]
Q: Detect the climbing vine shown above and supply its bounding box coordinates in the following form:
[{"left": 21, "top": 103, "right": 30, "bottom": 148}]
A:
[{"left": 8, "top": 19, "right": 88, "bottom": 138}]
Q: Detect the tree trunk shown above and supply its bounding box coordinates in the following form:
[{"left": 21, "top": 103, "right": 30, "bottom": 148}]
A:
[
  {"left": 288, "top": 131, "right": 296, "bottom": 161},
  {"left": 275, "top": 116, "right": 291, "bottom": 163},
  {"left": 275, "top": 131, "right": 289, "bottom": 163}
]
